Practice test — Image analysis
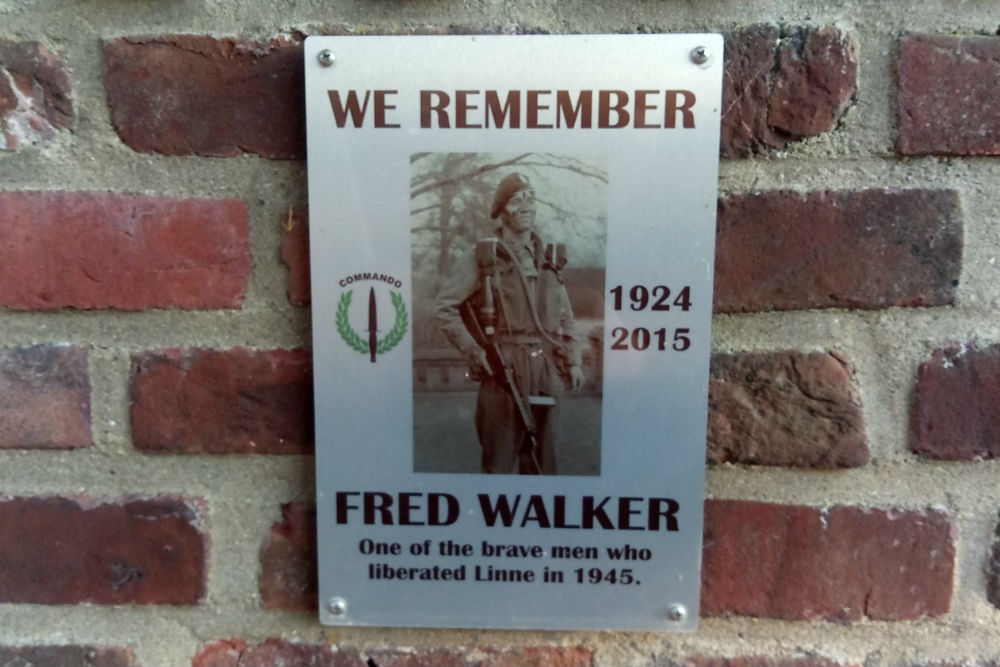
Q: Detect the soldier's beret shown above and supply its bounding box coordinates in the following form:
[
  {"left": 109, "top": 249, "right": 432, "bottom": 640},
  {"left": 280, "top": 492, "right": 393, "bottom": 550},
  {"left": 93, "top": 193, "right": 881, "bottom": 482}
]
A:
[{"left": 490, "top": 172, "right": 532, "bottom": 219}]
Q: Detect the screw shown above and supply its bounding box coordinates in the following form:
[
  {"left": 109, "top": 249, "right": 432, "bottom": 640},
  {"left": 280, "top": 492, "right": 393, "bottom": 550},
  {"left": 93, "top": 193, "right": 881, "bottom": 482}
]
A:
[
  {"left": 328, "top": 597, "right": 347, "bottom": 616},
  {"left": 690, "top": 46, "right": 710, "bottom": 65},
  {"left": 317, "top": 49, "right": 335, "bottom": 67},
  {"left": 666, "top": 603, "right": 687, "bottom": 622}
]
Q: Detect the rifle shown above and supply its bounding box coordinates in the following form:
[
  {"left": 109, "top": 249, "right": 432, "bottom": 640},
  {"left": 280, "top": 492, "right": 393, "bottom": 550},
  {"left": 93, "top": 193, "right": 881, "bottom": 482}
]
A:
[{"left": 459, "top": 241, "right": 543, "bottom": 474}]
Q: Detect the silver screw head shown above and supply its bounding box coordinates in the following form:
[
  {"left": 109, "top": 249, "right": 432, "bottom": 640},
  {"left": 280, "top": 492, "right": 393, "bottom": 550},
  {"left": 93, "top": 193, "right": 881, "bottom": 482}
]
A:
[
  {"left": 327, "top": 597, "right": 347, "bottom": 615},
  {"left": 690, "top": 46, "right": 710, "bottom": 65},
  {"left": 317, "top": 49, "right": 335, "bottom": 67},
  {"left": 666, "top": 603, "right": 687, "bottom": 622}
]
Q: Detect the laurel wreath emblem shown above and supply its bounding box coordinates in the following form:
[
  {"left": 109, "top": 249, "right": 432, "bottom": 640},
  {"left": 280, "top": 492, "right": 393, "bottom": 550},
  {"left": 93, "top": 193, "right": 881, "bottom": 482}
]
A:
[{"left": 336, "top": 290, "right": 408, "bottom": 355}]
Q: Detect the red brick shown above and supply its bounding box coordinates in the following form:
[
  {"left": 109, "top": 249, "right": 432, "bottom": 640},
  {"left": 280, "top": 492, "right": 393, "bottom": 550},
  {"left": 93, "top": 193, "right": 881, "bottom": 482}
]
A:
[
  {"left": 193, "top": 642, "right": 591, "bottom": 667},
  {"left": 105, "top": 36, "right": 304, "bottom": 159},
  {"left": 898, "top": 34, "right": 1000, "bottom": 156},
  {"left": 367, "top": 646, "right": 593, "bottom": 667},
  {"left": 130, "top": 348, "right": 313, "bottom": 454},
  {"left": 102, "top": 27, "right": 857, "bottom": 161},
  {"left": 192, "top": 640, "right": 358, "bottom": 667},
  {"left": 281, "top": 207, "right": 310, "bottom": 305},
  {"left": 193, "top": 640, "right": 246, "bottom": 667},
  {"left": 192, "top": 651, "right": 940, "bottom": 667},
  {"left": 714, "top": 188, "right": 962, "bottom": 313},
  {"left": 912, "top": 343, "right": 1000, "bottom": 460},
  {"left": 0, "top": 39, "right": 74, "bottom": 151},
  {"left": 259, "top": 503, "right": 317, "bottom": 610},
  {"left": 0, "top": 496, "right": 205, "bottom": 605},
  {"left": 0, "top": 646, "right": 134, "bottom": 667},
  {"left": 708, "top": 351, "right": 867, "bottom": 467},
  {"left": 676, "top": 657, "right": 847, "bottom": 667},
  {"left": 0, "top": 345, "right": 90, "bottom": 449},
  {"left": 702, "top": 500, "right": 954, "bottom": 621},
  {"left": 722, "top": 26, "right": 857, "bottom": 157},
  {"left": 0, "top": 191, "right": 249, "bottom": 310}
]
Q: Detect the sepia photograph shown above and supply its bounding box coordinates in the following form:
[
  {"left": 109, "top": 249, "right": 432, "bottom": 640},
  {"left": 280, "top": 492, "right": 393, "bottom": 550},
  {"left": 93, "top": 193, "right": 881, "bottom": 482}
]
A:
[{"left": 411, "top": 152, "right": 608, "bottom": 475}]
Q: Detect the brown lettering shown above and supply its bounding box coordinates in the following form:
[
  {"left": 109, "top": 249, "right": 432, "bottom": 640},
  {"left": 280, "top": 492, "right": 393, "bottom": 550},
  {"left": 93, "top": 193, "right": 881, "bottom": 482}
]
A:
[
  {"left": 455, "top": 90, "right": 481, "bottom": 128},
  {"left": 634, "top": 89, "right": 658, "bottom": 129},
  {"left": 420, "top": 90, "right": 451, "bottom": 128},
  {"left": 556, "top": 90, "right": 592, "bottom": 128},
  {"left": 598, "top": 90, "right": 630, "bottom": 128},
  {"left": 373, "top": 90, "right": 400, "bottom": 128},
  {"left": 527, "top": 90, "right": 553, "bottom": 129},
  {"left": 328, "top": 90, "right": 371, "bottom": 128},
  {"left": 485, "top": 90, "right": 520, "bottom": 128},
  {"left": 665, "top": 90, "right": 696, "bottom": 128}
]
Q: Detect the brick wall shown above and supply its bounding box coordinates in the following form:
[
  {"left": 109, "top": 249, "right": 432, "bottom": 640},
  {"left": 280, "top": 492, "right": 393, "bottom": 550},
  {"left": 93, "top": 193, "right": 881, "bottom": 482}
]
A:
[{"left": 1, "top": 3, "right": 999, "bottom": 666}]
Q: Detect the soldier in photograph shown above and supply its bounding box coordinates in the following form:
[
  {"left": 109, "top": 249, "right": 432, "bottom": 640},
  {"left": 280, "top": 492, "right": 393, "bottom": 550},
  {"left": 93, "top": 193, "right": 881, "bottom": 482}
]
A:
[{"left": 435, "top": 172, "right": 585, "bottom": 475}]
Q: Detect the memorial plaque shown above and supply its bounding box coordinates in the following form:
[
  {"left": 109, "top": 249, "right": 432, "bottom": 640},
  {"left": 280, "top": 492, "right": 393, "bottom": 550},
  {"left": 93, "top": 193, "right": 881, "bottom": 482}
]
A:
[{"left": 304, "top": 34, "right": 723, "bottom": 631}]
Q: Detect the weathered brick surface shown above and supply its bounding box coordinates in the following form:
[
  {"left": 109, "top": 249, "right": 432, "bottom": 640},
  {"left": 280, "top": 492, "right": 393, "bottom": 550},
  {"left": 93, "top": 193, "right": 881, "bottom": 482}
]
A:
[
  {"left": 708, "top": 351, "right": 868, "bottom": 467},
  {"left": 192, "top": 640, "right": 357, "bottom": 667},
  {"left": 0, "top": 646, "right": 135, "bottom": 667},
  {"left": 259, "top": 503, "right": 316, "bottom": 610},
  {"left": 0, "top": 496, "right": 205, "bottom": 605},
  {"left": 192, "top": 640, "right": 244, "bottom": 667},
  {"left": 676, "top": 660, "right": 991, "bottom": 667},
  {"left": 0, "top": 39, "right": 74, "bottom": 151},
  {"left": 0, "top": 191, "right": 250, "bottom": 310},
  {"left": 898, "top": 34, "right": 1000, "bottom": 156},
  {"left": 0, "top": 345, "right": 91, "bottom": 449},
  {"left": 305, "top": 187, "right": 962, "bottom": 317},
  {"left": 281, "top": 207, "right": 310, "bottom": 305},
  {"left": 102, "top": 27, "right": 857, "bottom": 161},
  {"left": 192, "top": 641, "right": 592, "bottom": 667},
  {"left": 714, "top": 188, "right": 962, "bottom": 313},
  {"left": 367, "top": 646, "right": 594, "bottom": 667},
  {"left": 674, "top": 657, "right": 847, "bottom": 667},
  {"left": 130, "top": 348, "right": 313, "bottom": 454},
  {"left": 912, "top": 343, "right": 1000, "bottom": 460},
  {"left": 722, "top": 26, "right": 857, "bottom": 157},
  {"left": 702, "top": 500, "right": 954, "bottom": 621},
  {"left": 0, "top": 646, "right": 134, "bottom": 667},
  {"left": 105, "top": 36, "right": 304, "bottom": 159}
]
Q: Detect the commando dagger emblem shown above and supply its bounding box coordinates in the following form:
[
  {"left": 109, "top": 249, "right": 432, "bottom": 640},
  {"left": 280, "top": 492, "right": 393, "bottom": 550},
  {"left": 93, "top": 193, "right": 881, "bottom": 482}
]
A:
[
  {"left": 367, "top": 287, "right": 378, "bottom": 362},
  {"left": 336, "top": 288, "right": 408, "bottom": 360}
]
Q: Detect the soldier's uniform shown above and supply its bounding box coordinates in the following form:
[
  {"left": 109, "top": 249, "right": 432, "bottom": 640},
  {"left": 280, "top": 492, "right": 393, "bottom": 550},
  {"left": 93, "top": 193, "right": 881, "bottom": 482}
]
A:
[{"left": 435, "top": 174, "right": 582, "bottom": 475}]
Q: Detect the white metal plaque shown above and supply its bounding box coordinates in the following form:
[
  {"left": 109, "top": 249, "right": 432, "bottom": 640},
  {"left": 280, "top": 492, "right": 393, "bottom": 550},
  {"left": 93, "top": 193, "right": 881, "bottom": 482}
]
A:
[{"left": 305, "top": 34, "right": 723, "bottom": 631}]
